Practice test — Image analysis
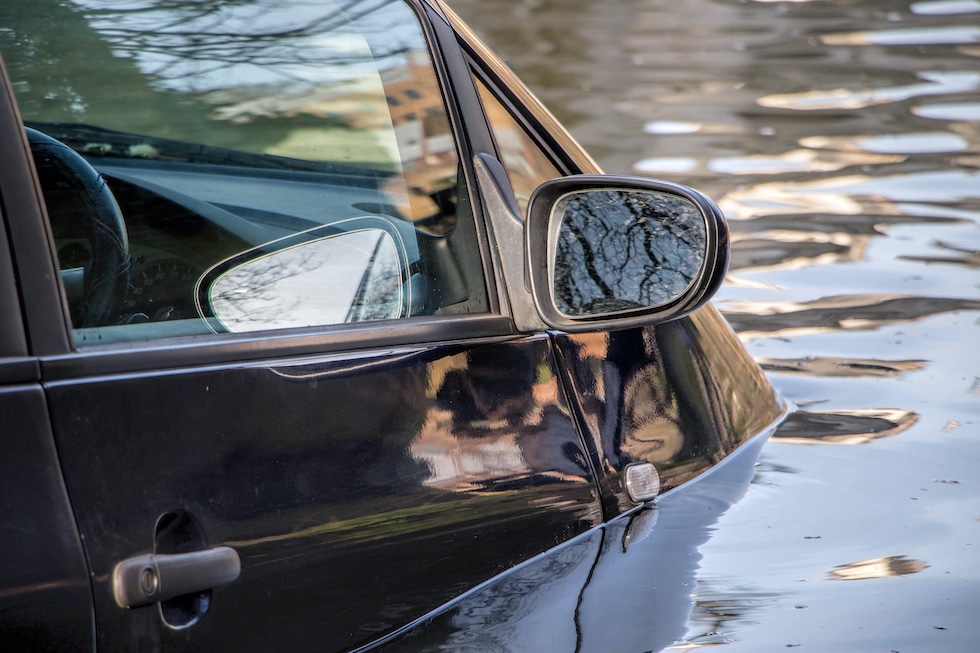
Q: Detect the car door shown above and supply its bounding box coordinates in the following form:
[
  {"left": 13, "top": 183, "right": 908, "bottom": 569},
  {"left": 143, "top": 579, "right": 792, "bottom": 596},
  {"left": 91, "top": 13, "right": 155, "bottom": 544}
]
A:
[{"left": 0, "top": 1, "right": 603, "bottom": 651}]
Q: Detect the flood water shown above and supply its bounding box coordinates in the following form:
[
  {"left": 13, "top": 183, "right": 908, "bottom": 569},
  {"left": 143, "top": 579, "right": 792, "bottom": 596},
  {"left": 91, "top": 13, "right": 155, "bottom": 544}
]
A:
[{"left": 451, "top": 0, "right": 979, "bottom": 650}]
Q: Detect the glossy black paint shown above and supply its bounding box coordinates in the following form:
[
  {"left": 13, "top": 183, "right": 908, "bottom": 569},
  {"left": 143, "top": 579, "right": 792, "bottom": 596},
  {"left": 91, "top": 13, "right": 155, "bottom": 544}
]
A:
[
  {"left": 554, "top": 306, "right": 782, "bottom": 517},
  {"left": 44, "top": 336, "right": 602, "bottom": 651}
]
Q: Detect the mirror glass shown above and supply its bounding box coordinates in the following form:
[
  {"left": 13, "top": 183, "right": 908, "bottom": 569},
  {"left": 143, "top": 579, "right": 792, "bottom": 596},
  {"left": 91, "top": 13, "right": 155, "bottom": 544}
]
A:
[
  {"left": 552, "top": 189, "right": 707, "bottom": 318},
  {"left": 205, "top": 228, "right": 405, "bottom": 332}
]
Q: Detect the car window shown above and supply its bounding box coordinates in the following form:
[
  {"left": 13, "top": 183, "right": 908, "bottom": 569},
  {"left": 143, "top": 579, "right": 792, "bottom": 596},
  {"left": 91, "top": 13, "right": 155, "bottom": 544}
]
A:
[
  {"left": 474, "top": 77, "right": 562, "bottom": 216},
  {"left": 2, "top": 0, "right": 486, "bottom": 345}
]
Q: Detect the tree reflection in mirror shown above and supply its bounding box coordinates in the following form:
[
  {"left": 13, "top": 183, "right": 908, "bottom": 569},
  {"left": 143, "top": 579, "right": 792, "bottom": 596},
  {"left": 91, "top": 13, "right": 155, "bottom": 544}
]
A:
[
  {"left": 552, "top": 190, "right": 707, "bottom": 318},
  {"left": 206, "top": 228, "right": 406, "bottom": 333}
]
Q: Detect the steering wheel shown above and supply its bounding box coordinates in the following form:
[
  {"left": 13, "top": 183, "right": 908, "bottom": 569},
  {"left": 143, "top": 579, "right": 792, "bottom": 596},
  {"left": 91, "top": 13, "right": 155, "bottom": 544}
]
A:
[{"left": 27, "top": 128, "right": 130, "bottom": 328}]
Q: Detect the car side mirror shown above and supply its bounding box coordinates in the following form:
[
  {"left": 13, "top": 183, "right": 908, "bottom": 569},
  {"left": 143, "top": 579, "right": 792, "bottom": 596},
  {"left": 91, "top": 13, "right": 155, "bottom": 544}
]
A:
[
  {"left": 196, "top": 217, "right": 420, "bottom": 333},
  {"left": 525, "top": 175, "right": 729, "bottom": 332}
]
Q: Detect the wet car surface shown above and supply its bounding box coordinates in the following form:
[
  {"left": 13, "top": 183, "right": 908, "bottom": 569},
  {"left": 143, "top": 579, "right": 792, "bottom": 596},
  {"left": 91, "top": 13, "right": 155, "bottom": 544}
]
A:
[{"left": 448, "top": 0, "right": 980, "bottom": 650}]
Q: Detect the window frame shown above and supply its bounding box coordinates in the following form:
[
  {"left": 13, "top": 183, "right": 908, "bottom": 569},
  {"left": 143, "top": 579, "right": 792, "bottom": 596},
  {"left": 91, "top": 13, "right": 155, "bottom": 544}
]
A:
[
  {"left": 1, "top": 0, "right": 523, "bottom": 381},
  {"left": 442, "top": 0, "right": 600, "bottom": 179},
  {"left": 468, "top": 62, "right": 579, "bottom": 183},
  {"left": 470, "top": 73, "right": 566, "bottom": 218}
]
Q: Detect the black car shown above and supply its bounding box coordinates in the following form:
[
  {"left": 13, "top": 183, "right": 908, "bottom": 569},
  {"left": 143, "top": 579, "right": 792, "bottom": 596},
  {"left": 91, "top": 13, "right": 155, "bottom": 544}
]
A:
[{"left": 0, "top": 1, "right": 785, "bottom": 650}]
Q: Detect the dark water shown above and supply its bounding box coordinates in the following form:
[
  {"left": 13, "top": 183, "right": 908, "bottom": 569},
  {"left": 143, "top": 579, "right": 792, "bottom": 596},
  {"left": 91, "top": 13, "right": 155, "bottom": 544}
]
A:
[{"left": 451, "top": 0, "right": 979, "bottom": 650}]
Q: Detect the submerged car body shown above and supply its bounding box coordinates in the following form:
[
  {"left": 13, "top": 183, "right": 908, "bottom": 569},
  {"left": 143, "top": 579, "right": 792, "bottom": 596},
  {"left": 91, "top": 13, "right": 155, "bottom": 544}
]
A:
[{"left": 0, "top": 1, "right": 784, "bottom": 650}]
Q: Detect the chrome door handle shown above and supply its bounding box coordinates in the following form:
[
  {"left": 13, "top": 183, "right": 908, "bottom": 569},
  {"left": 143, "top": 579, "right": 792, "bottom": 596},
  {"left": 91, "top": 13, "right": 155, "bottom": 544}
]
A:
[{"left": 112, "top": 546, "right": 241, "bottom": 609}]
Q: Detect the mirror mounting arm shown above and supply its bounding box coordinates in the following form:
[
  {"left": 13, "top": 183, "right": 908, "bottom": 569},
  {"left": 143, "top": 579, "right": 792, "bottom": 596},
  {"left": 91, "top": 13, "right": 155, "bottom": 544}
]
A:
[{"left": 474, "top": 153, "right": 549, "bottom": 333}]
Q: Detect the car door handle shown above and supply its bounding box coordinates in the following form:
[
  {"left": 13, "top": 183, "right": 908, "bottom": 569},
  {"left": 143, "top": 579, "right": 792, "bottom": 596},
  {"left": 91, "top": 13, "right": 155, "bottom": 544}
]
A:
[{"left": 112, "top": 546, "right": 241, "bottom": 609}]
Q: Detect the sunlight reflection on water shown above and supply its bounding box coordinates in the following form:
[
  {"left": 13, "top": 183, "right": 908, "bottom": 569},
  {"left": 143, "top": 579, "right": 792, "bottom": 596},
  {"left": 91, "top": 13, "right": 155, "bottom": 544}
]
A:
[
  {"left": 912, "top": 101, "right": 980, "bottom": 120},
  {"left": 820, "top": 26, "right": 980, "bottom": 46},
  {"left": 800, "top": 132, "right": 969, "bottom": 154},
  {"left": 911, "top": 0, "right": 980, "bottom": 14},
  {"left": 757, "top": 71, "right": 980, "bottom": 110}
]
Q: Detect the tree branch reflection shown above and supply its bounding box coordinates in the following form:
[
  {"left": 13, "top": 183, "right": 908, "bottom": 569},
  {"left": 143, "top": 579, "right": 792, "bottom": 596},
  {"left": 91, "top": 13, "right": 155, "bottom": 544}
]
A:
[
  {"left": 77, "top": 0, "right": 415, "bottom": 85},
  {"left": 553, "top": 190, "right": 707, "bottom": 317}
]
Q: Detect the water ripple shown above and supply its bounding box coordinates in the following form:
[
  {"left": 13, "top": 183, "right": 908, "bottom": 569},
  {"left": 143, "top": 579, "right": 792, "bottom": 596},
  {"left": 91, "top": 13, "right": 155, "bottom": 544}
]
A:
[
  {"left": 900, "top": 239, "right": 980, "bottom": 268},
  {"left": 829, "top": 555, "right": 929, "bottom": 581},
  {"left": 820, "top": 26, "right": 980, "bottom": 46},
  {"left": 911, "top": 0, "right": 980, "bottom": 15},
  {"left": 722, "top": 294, "right": 980, "bottom": 337},
  {"left": 771, "top": 408, "right": 919, "bottom": 445},
  {"left": 720, "top": 170, "right": 980, "bottom": 220},
  {"left": 800, "top": 132, "right": 969, "bottom": 154},
  {"left": 758, "top": 357, "right": 927, "bottom": 378},
  {"left": 912, "top": 101, "right": 980, "bottom": 121},
  {"left": 757, "top": 71, "right": 980, "bottom": 111},
  {"left": 707, "top": 149, "right": 903, "bottom": 175}
]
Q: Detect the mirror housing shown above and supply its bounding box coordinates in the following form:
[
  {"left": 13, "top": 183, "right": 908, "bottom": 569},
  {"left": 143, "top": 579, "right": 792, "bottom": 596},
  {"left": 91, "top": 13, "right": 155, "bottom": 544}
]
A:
[{"left": 525, "top": 175, "right": 729, "bottom": 332}]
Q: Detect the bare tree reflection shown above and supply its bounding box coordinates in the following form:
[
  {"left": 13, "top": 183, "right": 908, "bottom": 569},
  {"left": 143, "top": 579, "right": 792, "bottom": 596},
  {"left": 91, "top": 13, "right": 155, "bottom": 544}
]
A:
[
  {"left": 77, "top": 0, "right": 417, "bottom": 86},
  {"left": 208, "top": 229, "right": 403, "bottom": 331},
  {"left": 554, "top": 190, "right": 707, "bottom": 316}
]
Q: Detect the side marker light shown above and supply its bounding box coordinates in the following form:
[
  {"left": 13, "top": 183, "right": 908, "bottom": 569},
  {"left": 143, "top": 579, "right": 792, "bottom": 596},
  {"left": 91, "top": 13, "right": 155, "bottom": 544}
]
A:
[{"left": 624, "top": 462, "right": 661, "bottom": 503}]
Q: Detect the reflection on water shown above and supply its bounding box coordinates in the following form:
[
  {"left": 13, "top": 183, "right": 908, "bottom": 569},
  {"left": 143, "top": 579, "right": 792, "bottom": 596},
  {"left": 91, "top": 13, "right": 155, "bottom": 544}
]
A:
[
  {"left": 719, "top": 170, "right": 980, "bottom": 221},
  {"left": 666, "top": 583, "right": 780, "bottom": 650},
  {"left": 771, "top": 408, "right": 919, "bottom": 444},
  {"left": 452, "top": 0, "right": 979, "bottom": 648},
  {"left": 829, "top": 556, "right": 930, "bottom": 581},
  {"left": 819, "top": 26, "right": 980, "bottom": 46},
  {"left": 644, "top": 121, "right": 713, "bottom": 135},
  {"left": 723, "top": 294, "right": 980, "bottom": 339},
  {"left": 757, "top": 357, "right": 927, "bottom": 377},
  {"left": 911, "top": 0, "right": 980, "bottom": 15},
  {"left": 913, "top": 102, "right": 980, "bottom": 120},
  {"left": 638, "top": 149, "right": 904, "bottom": 176},
  {"left": 756, "top": 72, "right": 980, "bottom": 111},
  {"left": 901, "top": 238, "right": 980, "bottom": 267},
  {"left": 799, "top": 132, "right": 969, "bottom": 154}
]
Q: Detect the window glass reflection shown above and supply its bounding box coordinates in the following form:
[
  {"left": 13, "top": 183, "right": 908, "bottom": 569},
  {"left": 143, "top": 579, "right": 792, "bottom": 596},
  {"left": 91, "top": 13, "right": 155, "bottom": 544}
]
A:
[
  {"left": 553, "top": 190, "right": 707, "bottom": 317},
  {"left": 208, "top": 229, "right": 405, "bottom": 332}
]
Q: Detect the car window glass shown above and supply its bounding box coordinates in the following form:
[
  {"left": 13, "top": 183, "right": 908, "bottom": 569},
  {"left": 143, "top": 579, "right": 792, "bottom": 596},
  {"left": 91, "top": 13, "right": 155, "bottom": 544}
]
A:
[
  {"left": 475, "top": 77, "right": 562, "bottom": 216},
  {"left": 2, "top": 0, "right": 486, "bottom": 345}
]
